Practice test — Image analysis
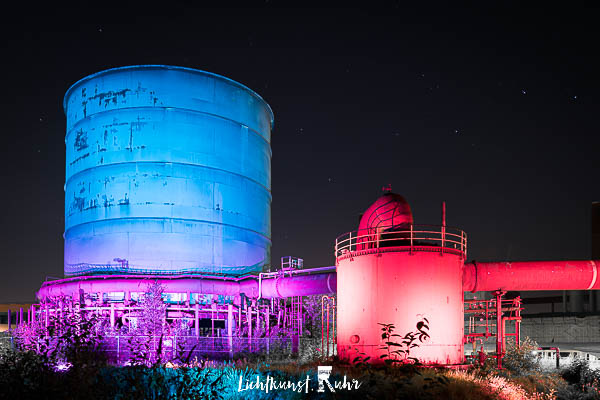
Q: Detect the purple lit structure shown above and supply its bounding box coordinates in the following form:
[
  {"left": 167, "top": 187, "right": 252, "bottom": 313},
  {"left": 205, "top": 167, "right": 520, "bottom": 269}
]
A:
[
  {"left": 23, "top": 66, "right": 336, "bottom": 359},
  {"left": 20, "top": 66, "right": 599, "bottom": 367}
]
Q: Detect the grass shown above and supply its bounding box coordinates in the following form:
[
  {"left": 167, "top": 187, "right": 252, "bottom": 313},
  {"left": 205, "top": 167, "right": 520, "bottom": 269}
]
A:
[{"left": 2, "top": 334, "right": 597, "bottom": 400}]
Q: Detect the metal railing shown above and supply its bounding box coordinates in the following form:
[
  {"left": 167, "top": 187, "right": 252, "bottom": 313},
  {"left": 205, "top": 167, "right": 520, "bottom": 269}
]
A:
[
  {"left": 100, "top": 336, "right": 295, "bottom": 363},
  {"left": 335, "top": 224, "right": 467, "bottom": 259},
  {"left": 64, "top": 264, "right": 254, "bottom": 277}
]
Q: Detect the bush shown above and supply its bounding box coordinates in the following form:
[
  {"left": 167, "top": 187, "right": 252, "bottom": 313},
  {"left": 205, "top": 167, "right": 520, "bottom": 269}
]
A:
[
  {"left": 0, "top": 347, "right": 58, "bottom": 398},
  {"left": 502, "top": 337, "right": 540, "bottom": 375}
]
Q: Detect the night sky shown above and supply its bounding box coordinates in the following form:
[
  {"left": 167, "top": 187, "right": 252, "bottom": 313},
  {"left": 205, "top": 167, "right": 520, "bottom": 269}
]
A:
[{"left": 1, "top": 3, "right": 599, "bottom": 302}]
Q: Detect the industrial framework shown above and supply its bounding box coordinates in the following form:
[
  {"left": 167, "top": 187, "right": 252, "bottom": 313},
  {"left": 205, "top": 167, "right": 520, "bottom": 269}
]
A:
[
  {"left": 6, "top": 65, "right": 600, "bottom": 366},
  {"left": 335, "top": 192, "right": 599, "bottom": 366}
]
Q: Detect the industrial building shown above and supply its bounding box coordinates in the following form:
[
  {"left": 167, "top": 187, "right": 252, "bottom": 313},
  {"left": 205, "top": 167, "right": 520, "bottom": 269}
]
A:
[{"left": 7, "top": 65, "right": 600, "bottom": 367}]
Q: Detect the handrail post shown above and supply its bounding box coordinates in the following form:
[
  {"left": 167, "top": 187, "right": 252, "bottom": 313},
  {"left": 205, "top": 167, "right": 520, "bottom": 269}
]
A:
[
  {"left": 441, "top": 227, "right": 445, "bottom": 255},
  {"left": 410, "top": 224, "right": 413, "bottom": 255}
]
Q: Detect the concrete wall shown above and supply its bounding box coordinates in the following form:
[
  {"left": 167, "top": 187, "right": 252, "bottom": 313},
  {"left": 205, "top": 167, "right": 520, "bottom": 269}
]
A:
[{"left": 521, "top": 315, "right": 600, "bottom": 344}]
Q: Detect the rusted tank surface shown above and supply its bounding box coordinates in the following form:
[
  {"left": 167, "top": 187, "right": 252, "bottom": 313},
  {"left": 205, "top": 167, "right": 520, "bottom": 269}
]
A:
[{"left": 63, "top": 65, "right": 274, "bottom": 276}]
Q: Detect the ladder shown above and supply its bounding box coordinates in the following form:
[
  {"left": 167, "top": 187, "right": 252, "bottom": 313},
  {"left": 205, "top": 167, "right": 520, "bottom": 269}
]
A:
[{"left": 290, "top": 296, "right": 303, "bottom": 335}]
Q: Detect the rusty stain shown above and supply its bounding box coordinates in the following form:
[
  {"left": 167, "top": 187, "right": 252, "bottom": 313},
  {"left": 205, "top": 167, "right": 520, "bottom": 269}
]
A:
[
  {"left": 118, "top": 194, "right": 129, "bottom": 206},
  {"left": 128, "top": 127, "right": 133, "bottom": 151},
  {"left": 74, "top": 129, "right": 89, "bottom": 151},
  {"left": 72, "top": 196, "right": 85, "bottom": 212},
  {"left": 102, "top": 195, "right": 115, "bottom": 208},
  {"left": 69, "top": 152, "right": 90, "bottom": 166}
]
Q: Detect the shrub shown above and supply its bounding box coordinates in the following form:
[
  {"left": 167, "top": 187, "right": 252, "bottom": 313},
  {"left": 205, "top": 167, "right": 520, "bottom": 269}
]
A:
[{"left": 502, "top": 337, "right": 540, "bottom": 375}]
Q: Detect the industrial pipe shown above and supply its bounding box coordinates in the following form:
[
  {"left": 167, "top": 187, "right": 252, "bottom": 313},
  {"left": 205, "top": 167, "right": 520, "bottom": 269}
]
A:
[
  {"left": 36, "top": 269, "right": 337, "bottom": 300},
  {"left": 538, "top": 347, "right": 560, "bottom": 369},
  {"left": 463, "top": 260, "right": 600, "bottom": 292},
  {"left": 260, "top": 273, "right": 337, "bottom": 298}
]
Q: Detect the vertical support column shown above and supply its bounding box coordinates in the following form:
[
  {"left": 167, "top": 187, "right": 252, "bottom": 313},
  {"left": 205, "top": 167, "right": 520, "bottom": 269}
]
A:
[
  {"left": 265, "top": 305, "right": 270, "bottom": 336},
  {"left": 7, "top": 309, "right": 11, "bottom": 331},
  {"left": 332, "top": 297, "right": 336, "bottom": 353},
  {"left": 194, "top": 303, "right": 200, "bottom": 337},
  {"left": 44, "top": 303, "right": 49, "bottom": 328},
  {"left": 494, "top": 290, "right": 506, "bottom": 369},
  {"left": 210, "top": 302, "right": 216, "bottom": 351},
  {"left": 265, "top": 306, "right": 270, "bottom": 355},
  {"left": 238, "top": 306, "right": 242, "bottom": 337},
  {"left": 211, "top": 302, "right": 216, "bottom": 337},
  {"left": 227, "top": 304, "right": 233, "bottom": 356},
  {"left": 110, "top": 303, "right": 115, "bottom": 328},
  {"left": 19, "top": 308, "right": 23, "bottom": 327},
  {"left": 515, "top": 297, "right": 521, "bottom": 348},
  {"left": 248, "top": 306, "right": 253, "bottom": 351}
]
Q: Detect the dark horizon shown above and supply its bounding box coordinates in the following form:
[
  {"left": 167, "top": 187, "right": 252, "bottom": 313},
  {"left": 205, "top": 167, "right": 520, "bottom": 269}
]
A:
[{"left": 1, "top": 2, "right": 599, "bottom": 302}]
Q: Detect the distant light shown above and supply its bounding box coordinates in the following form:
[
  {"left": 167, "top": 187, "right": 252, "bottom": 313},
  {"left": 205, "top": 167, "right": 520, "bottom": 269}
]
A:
[{"left": 521, "top": 89, "right": 527, "bottom": 95}]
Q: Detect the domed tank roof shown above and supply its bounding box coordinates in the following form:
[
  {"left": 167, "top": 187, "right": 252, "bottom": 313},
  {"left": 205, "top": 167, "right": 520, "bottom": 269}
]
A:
[{"left": 358, "top": 192, "right": 413, "bottom": 233}]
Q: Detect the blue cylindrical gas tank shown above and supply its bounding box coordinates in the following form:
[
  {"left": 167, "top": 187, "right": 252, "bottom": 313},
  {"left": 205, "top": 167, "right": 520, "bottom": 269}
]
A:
[{"left": 63, "top": 65, "right": 273, "bottom": 276}]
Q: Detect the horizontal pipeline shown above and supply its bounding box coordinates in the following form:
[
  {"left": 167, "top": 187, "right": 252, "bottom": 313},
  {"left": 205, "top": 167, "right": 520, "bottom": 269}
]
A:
[
  {"left": 37, "top": 267, "right": 337, "bottom": 300},
  {"left": 463, "top": 260, "right": 600, "bottom": 292}
]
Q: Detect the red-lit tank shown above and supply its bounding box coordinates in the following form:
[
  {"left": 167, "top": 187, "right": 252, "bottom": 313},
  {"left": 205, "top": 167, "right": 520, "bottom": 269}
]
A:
[
  {"left": 358, "top": 192, "right": 413, "bottom": 232},
  {"left": 336, "top": 193, "right": 467, "bottom": 364}
]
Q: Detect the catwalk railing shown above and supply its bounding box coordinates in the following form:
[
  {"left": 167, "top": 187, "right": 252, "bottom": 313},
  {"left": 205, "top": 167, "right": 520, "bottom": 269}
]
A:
[
  {"left": 101, "top": 336, "right": 295, "bottom": 363},
  {"left": 1, "top": 334, "right": 325, "bottom": 364},
  {"left": 335, "top": 224, "right": 467, "bottom": 259}
]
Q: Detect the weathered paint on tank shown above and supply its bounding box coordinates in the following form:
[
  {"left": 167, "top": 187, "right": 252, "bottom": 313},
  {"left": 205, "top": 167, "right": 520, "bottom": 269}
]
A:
[
  {"left": 337, "top": 250, "right": 464, "bottom": 364},
  {"left": 63, "top": 65, "right": 274, "bottom": 276}
]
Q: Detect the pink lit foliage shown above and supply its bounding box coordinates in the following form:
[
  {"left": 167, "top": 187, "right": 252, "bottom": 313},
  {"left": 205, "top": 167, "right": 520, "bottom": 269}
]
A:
[
  {"left": 14, "top": 297, "right": 106, "bottom": 368},
  {"left": 127, "top": 281, "right": 170, "bottom": 366}
]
